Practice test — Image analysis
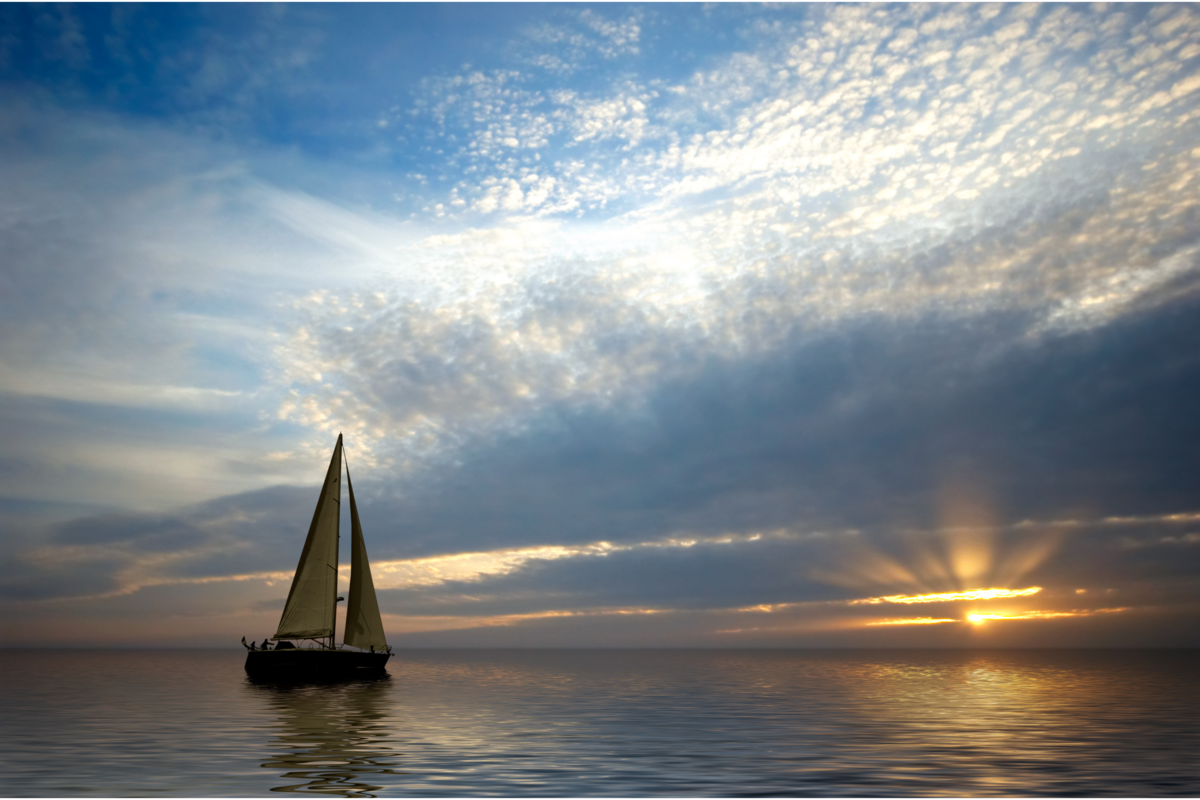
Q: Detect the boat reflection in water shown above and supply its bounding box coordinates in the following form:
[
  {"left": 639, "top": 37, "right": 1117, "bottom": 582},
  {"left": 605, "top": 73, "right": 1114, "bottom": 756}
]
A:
[{"left": 246, "top": 673, "right": 406, "bottom": 797}]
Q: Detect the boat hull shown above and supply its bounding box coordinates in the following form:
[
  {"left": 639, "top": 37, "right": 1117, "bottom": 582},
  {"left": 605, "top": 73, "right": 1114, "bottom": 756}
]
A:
[{"left": 244, "top": 648, "right": 390, "bottom": 677}]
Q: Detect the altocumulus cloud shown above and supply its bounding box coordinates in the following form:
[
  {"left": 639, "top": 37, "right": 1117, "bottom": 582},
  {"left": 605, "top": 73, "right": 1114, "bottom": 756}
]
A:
[{"left": 0, "top": 3, "right": 1198, "bottom": 647}]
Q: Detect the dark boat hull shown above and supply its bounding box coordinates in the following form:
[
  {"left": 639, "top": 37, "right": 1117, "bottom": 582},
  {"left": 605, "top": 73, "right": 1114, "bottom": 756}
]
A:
[{"left": 244, "top": 648, "right": 390, "bottom": 677}]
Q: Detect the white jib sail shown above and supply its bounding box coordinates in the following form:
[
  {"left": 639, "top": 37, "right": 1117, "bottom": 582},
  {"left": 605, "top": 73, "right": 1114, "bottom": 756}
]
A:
[
  {"left": 343, "top": 466, "right": 388, "bottom": 650},
  {"left": 275, "top": 435, "right": 342, "bottom": 640}
]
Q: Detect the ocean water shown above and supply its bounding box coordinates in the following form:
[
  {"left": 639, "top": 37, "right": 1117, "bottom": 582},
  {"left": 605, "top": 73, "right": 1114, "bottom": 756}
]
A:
[{"left": 0, "top": 649, "right": 1196, "bottom": 797}]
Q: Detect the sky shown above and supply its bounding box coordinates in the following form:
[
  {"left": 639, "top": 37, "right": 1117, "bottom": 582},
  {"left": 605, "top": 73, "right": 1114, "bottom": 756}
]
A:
[{"left": 1, "top": 2, "right": 1198, "bottom": 648}]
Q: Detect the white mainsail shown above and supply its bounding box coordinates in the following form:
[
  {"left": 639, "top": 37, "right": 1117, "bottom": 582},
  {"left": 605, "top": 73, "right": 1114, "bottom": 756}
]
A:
[
  {"left": 274, "top": 435, "right": 342, "bottom": 640},
  {"left": 343, "top": 466, "right": 389, "bottom": 650}
]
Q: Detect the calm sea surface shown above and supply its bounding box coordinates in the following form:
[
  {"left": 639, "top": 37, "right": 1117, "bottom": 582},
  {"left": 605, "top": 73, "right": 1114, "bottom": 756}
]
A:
[{"left": 1, "top": 649, "right": 1196, "bottom": 797}]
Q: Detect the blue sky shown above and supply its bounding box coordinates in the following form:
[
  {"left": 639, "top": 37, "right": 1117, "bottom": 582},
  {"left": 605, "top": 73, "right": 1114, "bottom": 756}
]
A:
[{"left": 2, "top": 3, "right": 1199, "bottom": 647}]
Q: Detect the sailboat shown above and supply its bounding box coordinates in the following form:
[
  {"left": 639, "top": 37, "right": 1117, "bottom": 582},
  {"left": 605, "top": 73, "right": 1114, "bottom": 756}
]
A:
[{"left": 245, "top": 434, "right": 392, "bottom": 677}]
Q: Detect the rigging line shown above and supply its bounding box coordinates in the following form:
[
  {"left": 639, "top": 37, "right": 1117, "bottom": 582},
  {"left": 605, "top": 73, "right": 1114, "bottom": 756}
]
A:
[{"left": 341, "top": 441, "right": 349, "bottom": 541}]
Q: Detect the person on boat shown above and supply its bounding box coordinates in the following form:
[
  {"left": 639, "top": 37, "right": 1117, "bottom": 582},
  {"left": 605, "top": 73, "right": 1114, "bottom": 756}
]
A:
[{"left": 260, "top": 639, "right": 272, "bottom": 650}]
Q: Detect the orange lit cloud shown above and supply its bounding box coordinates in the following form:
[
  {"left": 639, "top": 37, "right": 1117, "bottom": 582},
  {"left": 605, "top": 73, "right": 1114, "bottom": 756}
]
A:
[
  {"left": 968, "top": 608, "right": 1129, "bottom": 624},
  {"left": 852, "top": 587, "right": 1043, "bottom": 605},
  {"left": 387, "top": 606, "right": 671, "bottom": 634}
]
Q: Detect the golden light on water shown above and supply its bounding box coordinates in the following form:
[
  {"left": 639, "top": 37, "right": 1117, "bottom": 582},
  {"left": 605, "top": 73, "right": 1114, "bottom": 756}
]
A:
[{"left": 853, "top": 587, "right": 1043, "bottom": 605}]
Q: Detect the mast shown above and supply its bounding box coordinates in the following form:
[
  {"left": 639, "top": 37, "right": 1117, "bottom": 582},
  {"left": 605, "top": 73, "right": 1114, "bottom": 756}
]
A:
[
  {"left": 332, "top": 438, "right": 342, "bottom": 650},
  {"left": 343, "top": 449, "right": 389, "bottom": 652}
]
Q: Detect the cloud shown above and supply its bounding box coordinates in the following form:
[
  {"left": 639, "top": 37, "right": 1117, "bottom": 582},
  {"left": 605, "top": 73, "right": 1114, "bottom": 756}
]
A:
[
  {"left": 277, "top": 7, "right": 1198, "bottom": 483},
  {"left": 393, "top": 3, "right": 1200, "bottom": 230},
  {"left": 272, "top": 169, "right": 1200, "bottom": 513},
  {"left": 0, "top": 484, "right": 308, "bottom": 602},
  {"left": 521, "top": 9, "right": 642, "bottom": 75},
  {"left": 2, "top": 4, "right": 1199, "bottom": 646},
  {"left": 0, "top": 101, "right": 436, "bottom": 509}
]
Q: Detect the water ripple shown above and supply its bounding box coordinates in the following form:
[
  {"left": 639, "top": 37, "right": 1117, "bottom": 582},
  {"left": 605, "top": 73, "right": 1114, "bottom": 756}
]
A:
[{"left": 1, "top": 649, "right": 1196, "bottom": 796}]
